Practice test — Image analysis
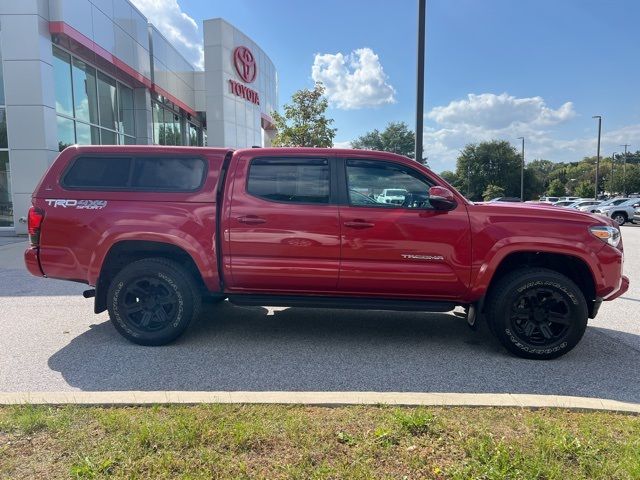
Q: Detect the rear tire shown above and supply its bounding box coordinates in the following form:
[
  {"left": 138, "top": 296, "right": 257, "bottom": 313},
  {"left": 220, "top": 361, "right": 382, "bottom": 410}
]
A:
[
  {"left": 612, "top": 212, "right": 626, "bottom": 226},
  {"left": 486, "top": 268, "right": 588, "bottom": 359},
  {"left": 107, "top": 258, "right": 202, "bottom": 346}
]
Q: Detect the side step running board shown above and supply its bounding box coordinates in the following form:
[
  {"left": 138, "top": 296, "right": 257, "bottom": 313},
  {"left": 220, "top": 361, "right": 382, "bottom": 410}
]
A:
[{"left": 227, "top": 294, "right": 456, "bottom": 312}]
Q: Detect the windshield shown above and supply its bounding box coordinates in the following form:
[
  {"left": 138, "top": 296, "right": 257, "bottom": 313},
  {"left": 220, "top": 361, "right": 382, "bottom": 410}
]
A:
[
  {"left": 620, "top": 198, "right": 639, "bottom": 207},
  {"left": 598, "top": 198, "right": 626, "bottom": 207}
]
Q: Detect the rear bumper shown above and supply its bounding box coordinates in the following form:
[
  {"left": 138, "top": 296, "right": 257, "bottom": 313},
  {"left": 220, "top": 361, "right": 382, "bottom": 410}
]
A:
[{"left": 24, "top": 247, "right": 44, "bottom": 277}]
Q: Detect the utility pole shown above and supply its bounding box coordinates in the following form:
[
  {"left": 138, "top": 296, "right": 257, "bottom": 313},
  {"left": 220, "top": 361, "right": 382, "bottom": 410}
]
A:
[
  {"left": 517, "top": 137, "right": 525, "bottom": 201},
  {"left": 414, "top": 0, "right": 426, "bottom": 163},
  {"left": 620, "top": 144, "right": 630, "bottom": 195},
  {"left": 611, "top": 152, "right": 616, "bottom": 195},
  {"left": 592, "top": 115, "right": 602, "bottom": 200}
]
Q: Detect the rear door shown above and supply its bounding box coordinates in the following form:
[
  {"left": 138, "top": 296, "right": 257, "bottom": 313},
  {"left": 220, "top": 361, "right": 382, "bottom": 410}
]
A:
[
  {"left": 225, "top": 154, "right": 341, "bottom": 292},
  {"left": 337, "top": 157, "right": 472, "bottom": 300}
]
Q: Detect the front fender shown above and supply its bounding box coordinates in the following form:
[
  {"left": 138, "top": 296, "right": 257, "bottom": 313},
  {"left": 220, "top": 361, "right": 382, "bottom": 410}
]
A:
[{"left": 467, "top": 236, "right": 603, "bottom": 302}]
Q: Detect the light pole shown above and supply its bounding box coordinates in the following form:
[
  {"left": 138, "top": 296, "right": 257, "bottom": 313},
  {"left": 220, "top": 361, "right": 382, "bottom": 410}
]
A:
[
  {"left": 611, "top": 152, "right": 616, "bottom": 195},
  {"left": 592, "top": 115, "right": 602, "bottom": 200},
  {"left": 620, "top": 144, "right": 629, "bottom": 195},
  {"left": 414, "top": 0, "right": 426, "bottom": 163},
  {"left": 517, "top": 137, "right": 525, "bottom": 201}
]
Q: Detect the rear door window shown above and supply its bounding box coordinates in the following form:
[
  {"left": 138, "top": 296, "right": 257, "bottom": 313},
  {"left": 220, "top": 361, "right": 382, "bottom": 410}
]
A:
[{"left": 247, "top": 158, "right": 330, "bottom": 204}]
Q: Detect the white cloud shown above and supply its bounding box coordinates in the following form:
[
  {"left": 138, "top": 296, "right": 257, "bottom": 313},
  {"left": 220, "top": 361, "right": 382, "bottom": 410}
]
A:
[
  {"left": 130, "top": 0, "right": 204, "bottom": 69},
  {"left": 427, "top": 93, "right": 575, "bottom": 129},
  {"left": 419, "top": 93, "right": 581, "bottom": 172},
  {"left": 332, "top": 140, "right": 352, "bottom": 149},
  {"left": 311, "top": 48, "right": 396, "bottom": 109}
]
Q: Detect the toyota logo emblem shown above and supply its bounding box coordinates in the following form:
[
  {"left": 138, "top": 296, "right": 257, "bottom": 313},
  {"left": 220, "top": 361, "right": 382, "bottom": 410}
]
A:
[{"left": 233, "top": 46, "right": 257, "bottom": 83}]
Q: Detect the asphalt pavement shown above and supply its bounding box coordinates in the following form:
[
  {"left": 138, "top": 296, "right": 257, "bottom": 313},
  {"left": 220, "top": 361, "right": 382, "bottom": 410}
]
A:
[{"left": 1, "top": 226, "right": 639, "bottom": 402}]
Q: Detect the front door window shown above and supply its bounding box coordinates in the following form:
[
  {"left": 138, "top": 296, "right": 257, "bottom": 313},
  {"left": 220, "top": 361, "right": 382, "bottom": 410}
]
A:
[{"left": 346, "top": 159, "right": 433, "bottom": 209}]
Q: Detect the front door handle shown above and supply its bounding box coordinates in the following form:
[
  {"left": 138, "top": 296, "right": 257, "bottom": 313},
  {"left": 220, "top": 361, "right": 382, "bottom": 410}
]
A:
[
  {"left": 238, "top": 215, "right": 266, "bottom": 225},
  {"left": 344, "top": 220, "right": 375, "bottom": 229}
]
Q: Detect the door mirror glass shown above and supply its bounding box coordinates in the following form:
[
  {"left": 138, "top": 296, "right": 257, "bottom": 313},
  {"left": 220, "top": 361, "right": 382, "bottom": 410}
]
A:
[{"left": 429, "top": 186, "right": 457, "bottom": 211}]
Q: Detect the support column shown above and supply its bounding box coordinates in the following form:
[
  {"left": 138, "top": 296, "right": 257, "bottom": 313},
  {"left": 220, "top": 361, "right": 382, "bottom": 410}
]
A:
[{"left": 0, "top": 2, "right": 57, "bottom": 234}]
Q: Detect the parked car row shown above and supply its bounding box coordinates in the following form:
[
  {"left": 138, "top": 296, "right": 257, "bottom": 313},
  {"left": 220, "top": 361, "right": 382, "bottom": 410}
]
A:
[{"left": 535, "top": 196, "right": 640, "bottom": 225}]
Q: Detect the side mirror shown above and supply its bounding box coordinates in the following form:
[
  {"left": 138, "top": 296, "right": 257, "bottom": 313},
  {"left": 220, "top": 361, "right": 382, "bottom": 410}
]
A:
[{"left": 429, "top": 186, "right": 458, "bottom": 211}]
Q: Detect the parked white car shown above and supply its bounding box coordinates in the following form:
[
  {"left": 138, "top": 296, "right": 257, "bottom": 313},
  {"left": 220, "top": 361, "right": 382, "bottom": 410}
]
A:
[
  {"left": 594, "top": 198, "right": 640, "bottom": 225},
  {"left": 566, "top": 199, "right": 602, "bottom": 210},
  {"left": 559, "top": 196, "right": 580, "bottom": 202},
  {"left": 376, "top": 189, "right": 407, "bottom": 204},
  {"left": 553, "top": 200, "right": 578, "bottom": 207}
]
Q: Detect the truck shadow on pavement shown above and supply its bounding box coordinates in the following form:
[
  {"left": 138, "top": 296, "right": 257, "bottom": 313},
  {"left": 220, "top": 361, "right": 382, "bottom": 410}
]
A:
[{"left": 48, "top": 301, "right": 640, "bottom": 403}]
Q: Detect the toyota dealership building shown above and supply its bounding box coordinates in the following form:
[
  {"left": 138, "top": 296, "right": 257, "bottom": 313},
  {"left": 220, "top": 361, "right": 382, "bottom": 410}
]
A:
[{"left": 0, "top": 0, "right": 278, "bottom": 233}]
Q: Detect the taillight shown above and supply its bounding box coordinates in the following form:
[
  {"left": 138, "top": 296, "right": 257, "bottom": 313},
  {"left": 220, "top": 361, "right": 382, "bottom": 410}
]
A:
[{"left": 28, "top": 207, "right": 44, "bottom": 246}]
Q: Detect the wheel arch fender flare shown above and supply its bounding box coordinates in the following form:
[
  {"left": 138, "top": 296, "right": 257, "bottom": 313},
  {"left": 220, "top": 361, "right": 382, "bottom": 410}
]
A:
[{"left": 469, "top": 237, "right": 603, "bottom": 302}]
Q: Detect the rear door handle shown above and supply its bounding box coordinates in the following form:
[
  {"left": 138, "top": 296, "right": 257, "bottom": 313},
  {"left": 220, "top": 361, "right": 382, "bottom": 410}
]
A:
[
  {"left": 238, "top": 215, "right": 266, "bottom": 225},
  {"left": 344, "top": 220, "right": 375, "bottom": 229}
]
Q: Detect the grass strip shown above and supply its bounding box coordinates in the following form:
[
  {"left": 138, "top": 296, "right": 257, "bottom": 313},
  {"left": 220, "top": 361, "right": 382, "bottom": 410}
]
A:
[{"left": 0, "top": 404, "right": 638, "bottom": 479}]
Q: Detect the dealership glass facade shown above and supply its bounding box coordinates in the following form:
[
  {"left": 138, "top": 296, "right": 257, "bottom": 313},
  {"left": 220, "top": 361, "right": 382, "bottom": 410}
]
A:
[
  {"left": 53, "top": 46, "right": 136, "bottom": 151},
  {"left": 0, "top": 26, "right": 10, "bottom": 228},
  {"left": 152, "top": 99, "right": 203, "bottom": 147},
  {"left": 0, "top": 1, "right": 277, "bottom": 234}
]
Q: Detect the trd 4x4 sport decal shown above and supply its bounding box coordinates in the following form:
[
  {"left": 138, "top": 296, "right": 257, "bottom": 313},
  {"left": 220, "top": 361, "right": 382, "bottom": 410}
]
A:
[{"left": 45, "top": 199, "right": 107, "bottom": 210}]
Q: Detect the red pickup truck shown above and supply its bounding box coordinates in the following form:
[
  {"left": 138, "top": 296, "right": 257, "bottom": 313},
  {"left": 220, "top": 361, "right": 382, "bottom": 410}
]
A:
[{"left": 24, "top": 146, "right": 628, "bottom": 359}]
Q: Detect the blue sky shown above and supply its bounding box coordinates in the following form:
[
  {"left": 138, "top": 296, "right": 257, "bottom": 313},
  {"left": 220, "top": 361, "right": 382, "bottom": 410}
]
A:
[{"left": 132, "top": 0, "right": 640, "bottom": 172}]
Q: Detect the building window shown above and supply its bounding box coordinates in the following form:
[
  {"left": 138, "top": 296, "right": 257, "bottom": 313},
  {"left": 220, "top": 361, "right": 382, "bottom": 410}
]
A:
[
  {"left": 53, "top": 48, "right": 73, "bottom": 117},
  {"left": 0, "top": 30, "right": 4, "bottom": 105},
  {"left": 56, "top": 116, "right": 75, "bottom": 151},
  {"left": 97, "top": 71, "right": 117, "bottom": 132},
  {"left": 0, "top": 151, "right": 10, "bottom": 227},
  {"left": 53, "top": 46, "right": 136, "bottom": 150},
  {"left": 0, "top": 108, "right": 6, "bottom": 149},
  {"left": 71, "top": 58, "right": 98, "bottom": 124},
  {"left": 188, "top": 123, "right": 201, "bottom": 146},
  {"left": 118, "top": 84, "right": 135, "bottom": 137},
  {"left": 153, "top": 102, "right": 178, "bottom": 145},
  {"left": 0, "top": 34, "right": 10, "bottom": 227}
]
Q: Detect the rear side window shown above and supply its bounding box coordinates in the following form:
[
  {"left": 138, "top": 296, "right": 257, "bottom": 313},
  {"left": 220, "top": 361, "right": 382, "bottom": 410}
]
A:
[
  {"left": 62, "top": 156, "right": 206, "bottom": 192},
  {"left": 131, "top": 158, "right": 205, "bottom": 191},
  {"left": 63, "top": 156, "right": 131, "bottom": 189},
  {"left": 247, "top": 158, "right": 330, "bottom": 204}
]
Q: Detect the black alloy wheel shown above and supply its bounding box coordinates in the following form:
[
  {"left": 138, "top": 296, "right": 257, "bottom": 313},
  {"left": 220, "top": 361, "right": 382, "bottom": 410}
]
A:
[
  {"left": 121, "top": 276, "right": 179, "bottom": 332},
  {"left": 107, "top": 258, "right": 201, "bottom": 345},
  {"left": 509, "top": 287, "right": 571, "bottom": 346},
  {"left": 486, "top": 268, "right": 588, "bottom": 359}
]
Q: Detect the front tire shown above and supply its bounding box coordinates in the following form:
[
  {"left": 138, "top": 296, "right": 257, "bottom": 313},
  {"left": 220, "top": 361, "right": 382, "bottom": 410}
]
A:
[
  {"left": 612, "top": 212, "right": 626, "bottom": 226},
  {"left": 107, "top": 258, "right": 202, "bottom": 346},
  {"left": 486, "top": 268, "right": 588, "bottom": 359}
]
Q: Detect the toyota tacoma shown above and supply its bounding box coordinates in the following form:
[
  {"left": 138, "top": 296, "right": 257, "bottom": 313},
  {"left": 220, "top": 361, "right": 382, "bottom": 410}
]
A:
[{"left": 24, "top": 146, "right": 628, "bottom": 359}]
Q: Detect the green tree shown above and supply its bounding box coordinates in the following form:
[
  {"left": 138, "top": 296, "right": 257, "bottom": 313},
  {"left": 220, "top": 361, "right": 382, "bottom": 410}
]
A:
[
  {"left": 574, "top": 180, "right": 594, "bottom": 198},
  {"left": 439, "top": 170, "right": 458, "bottom": 186},
  {"left": 546, "top": 178, "right": 566, "bottom": 197},
  {"left": 352, "top": 121, "right": 416, "bottom": 159},
  {"left": 271, "top": 82, "right": 336, "bottom": 147},
  {"left": 455, "top": 140, "right": 521, "bottom": 201},
  {"left": 482, "top": 184, "right": 505, "bottom": 201}
]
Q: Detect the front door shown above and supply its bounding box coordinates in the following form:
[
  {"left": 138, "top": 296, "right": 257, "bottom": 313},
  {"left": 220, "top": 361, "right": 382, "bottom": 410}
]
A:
[
  {"left": 338, "top": 158, "right": 471, "bottom": 300},
  {"left": 226, "top": 155, "right": 340, "bottom": 292}
]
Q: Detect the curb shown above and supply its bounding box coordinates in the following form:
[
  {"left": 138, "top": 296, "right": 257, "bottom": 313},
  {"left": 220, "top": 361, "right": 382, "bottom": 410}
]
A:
[{"left": 0, "top": 392, "right": 638, "bottom": 413}]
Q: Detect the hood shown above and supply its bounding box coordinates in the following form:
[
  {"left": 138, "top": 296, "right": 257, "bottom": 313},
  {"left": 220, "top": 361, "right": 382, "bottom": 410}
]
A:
[{"left": 473, "top": 200, "right": 614, "bottom": 225}]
